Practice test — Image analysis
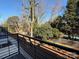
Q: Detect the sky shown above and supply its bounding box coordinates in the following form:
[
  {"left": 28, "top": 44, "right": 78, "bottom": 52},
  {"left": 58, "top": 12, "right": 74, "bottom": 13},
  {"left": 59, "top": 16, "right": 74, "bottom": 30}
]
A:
[{"left": 0, "top": 0, "right": 67, "bottom": 25}]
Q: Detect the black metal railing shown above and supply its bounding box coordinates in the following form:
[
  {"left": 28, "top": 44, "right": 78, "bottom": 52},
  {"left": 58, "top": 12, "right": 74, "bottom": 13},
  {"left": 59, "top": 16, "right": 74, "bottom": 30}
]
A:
[{"left": 11, "top": 33, "right": 79, "bottom": 59}]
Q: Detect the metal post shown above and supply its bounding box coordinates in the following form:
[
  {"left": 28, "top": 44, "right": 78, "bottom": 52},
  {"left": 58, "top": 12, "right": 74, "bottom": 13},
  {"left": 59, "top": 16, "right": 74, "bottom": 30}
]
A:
[
  {"left": 7, "top": 27, "right": 10, "bottom": 56},
  {"left": 17, "top": 33, "right": 20, "bottom": 54},
  {"left": 34, "top": 40, "right": 36, "bottom": 59}
]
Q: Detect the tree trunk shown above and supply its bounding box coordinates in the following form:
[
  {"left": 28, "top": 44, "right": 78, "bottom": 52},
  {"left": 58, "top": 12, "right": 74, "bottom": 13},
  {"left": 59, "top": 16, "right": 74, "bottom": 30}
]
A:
[{"left": 30, "top": 0, "right": 35, "bottom": 37}]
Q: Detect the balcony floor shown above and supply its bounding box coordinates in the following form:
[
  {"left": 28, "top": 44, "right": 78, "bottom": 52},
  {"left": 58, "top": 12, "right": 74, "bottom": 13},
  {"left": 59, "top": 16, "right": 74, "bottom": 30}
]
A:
[{"left": 7, "top": 53, "right": 25, "bottom": 59}]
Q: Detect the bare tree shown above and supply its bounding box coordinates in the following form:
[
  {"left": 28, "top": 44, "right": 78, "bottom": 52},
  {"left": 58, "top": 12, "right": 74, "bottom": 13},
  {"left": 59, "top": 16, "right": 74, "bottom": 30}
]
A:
[
  {"left": 29, "top": 0, "right": 35, "bottom": 37},
  {"left": 50, "top": 0, "right": 65, "bottom": 21},
  {"left": 7, "top": 16, "right": 20, "bottom": 33}
]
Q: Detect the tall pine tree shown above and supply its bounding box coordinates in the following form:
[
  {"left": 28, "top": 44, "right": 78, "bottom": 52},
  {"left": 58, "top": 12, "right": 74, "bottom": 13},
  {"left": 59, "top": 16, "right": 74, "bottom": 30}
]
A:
[{"left": 63, "top": 0, "right": 79, "bottom": 39}]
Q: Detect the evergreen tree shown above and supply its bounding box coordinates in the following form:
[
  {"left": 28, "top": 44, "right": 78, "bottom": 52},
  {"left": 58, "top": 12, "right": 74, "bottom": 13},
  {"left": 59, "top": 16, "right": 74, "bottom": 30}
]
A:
[{"left": 63, "top": 0, "right": 79, "bottom": 39}]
